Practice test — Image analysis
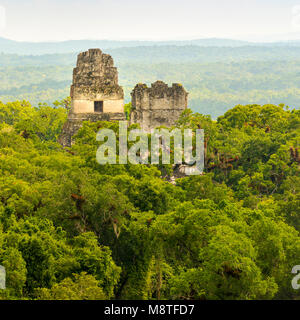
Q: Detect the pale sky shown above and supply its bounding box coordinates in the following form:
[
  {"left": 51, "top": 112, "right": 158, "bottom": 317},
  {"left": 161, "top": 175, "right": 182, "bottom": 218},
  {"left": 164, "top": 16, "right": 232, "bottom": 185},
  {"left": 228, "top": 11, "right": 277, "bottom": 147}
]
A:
[{"left": 1, "top": 0, "right": 300, "bottom": 42}]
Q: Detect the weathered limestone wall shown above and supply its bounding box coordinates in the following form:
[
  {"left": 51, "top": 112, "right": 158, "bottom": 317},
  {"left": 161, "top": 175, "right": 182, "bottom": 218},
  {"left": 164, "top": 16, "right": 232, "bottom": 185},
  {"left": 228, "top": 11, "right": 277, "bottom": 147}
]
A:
[
  {"left": 102, "top": 99, "right": 124, "bottom": 113},
  {"left": 130, "top": 81, "right": 188, "bottom": 131},
  {"left": 72, "top": 99, "right": 124, "bottom": 113},
  {"left": 72, "top": 100, "right": 93, "bottom": 113}
]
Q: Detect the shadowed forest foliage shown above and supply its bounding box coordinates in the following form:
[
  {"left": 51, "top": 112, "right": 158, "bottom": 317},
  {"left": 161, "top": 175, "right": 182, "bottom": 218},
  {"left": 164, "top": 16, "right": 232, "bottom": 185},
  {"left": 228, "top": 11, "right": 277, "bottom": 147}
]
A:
[{"left": 0, "top": 100, "right": 299, "bottom": 300}]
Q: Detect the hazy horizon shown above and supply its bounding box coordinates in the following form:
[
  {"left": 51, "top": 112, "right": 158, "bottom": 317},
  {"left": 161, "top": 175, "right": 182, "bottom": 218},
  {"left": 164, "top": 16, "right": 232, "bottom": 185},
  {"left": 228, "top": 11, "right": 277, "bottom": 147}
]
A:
[
  {"left": 1, "top": 0, "right": 300, "bottom": 43},
  {"left": 4, "top": 35, "right": 300, "bottom": 44}
]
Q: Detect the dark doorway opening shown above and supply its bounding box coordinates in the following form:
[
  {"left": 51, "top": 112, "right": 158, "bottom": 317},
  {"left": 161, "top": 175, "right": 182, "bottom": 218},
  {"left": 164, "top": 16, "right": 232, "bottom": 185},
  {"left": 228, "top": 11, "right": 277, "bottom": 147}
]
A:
[{"left": 94, "top": 101, "right": 103, "bottom": 112}]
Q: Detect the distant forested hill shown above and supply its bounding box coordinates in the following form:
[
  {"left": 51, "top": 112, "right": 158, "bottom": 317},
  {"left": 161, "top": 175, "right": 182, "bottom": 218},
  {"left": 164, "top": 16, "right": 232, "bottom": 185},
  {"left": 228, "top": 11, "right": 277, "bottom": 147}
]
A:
[
  {"left": 0, "top": 37, "right": 251, "bottom": 55},
  {"left": 1, "top": 45, "right": 300, "bottom": 118},
  {"left": 3, "top": 36, "right": 300, "bottom": 55}
]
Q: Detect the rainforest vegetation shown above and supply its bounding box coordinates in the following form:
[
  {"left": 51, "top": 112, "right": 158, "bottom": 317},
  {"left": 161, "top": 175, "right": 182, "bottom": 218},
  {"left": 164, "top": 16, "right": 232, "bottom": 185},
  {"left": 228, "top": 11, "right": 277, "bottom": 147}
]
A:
[
  {"left": 2, "top": 46, "right": 300, "bottom": 118},
  {"left": 0, "top": 99, "right": 299, "bottom": 300}
]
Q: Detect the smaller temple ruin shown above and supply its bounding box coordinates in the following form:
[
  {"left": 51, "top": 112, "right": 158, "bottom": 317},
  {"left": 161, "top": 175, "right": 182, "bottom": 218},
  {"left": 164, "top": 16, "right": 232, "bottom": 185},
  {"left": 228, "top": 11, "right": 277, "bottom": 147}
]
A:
[{"left": 130, "top": 81, "right": 188, "bottom": 132}]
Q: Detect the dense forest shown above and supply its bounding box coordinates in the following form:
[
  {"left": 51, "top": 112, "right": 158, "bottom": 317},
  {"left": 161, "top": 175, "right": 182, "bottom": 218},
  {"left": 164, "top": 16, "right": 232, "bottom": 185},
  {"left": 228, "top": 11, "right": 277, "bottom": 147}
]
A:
[
  {"left": 0, "top": 100, "right": 299, "bottom": 300},
  {"left": 1, "top": 46, "right": 300, "bottom": 118}
]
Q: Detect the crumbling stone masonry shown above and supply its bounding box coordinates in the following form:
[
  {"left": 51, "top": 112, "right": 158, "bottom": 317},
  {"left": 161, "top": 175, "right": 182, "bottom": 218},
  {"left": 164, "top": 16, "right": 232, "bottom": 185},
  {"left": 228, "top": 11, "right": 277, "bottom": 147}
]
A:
[
  {"left": 71, "top": 48, "right": 124, "bottom": 114},
  {"left": 130, "top": 81, "right": 188, "bottom": 132},
  {"left": 59, "top": 49, "right": 125, "bottom": 146},
  {"left": 59, "top": 49, "right": 189, "bottom": 147}
]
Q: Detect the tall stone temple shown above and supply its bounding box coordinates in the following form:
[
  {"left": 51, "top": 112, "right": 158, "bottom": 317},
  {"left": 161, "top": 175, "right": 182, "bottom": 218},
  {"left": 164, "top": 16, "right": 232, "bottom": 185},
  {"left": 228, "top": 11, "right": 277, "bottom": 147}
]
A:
[{"left": 59, "top": 48, "right": 188, "bottom": 146}]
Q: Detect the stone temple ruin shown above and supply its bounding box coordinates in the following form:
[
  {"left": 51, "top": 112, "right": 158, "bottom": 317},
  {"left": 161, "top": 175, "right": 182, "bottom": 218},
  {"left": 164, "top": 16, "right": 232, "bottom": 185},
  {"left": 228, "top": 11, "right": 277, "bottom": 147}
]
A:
[
  {"left": 130, "top": 81, "right": 188, "bottom": 132},
  {"left": 59, "top": 49, "right": 125, "bottom": 146},
  {"left": 59, "top": 49, "right": 188, "bottom": 146},
  {"left": 71, "top": 49, "right": 124, "bottom": 114}
]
